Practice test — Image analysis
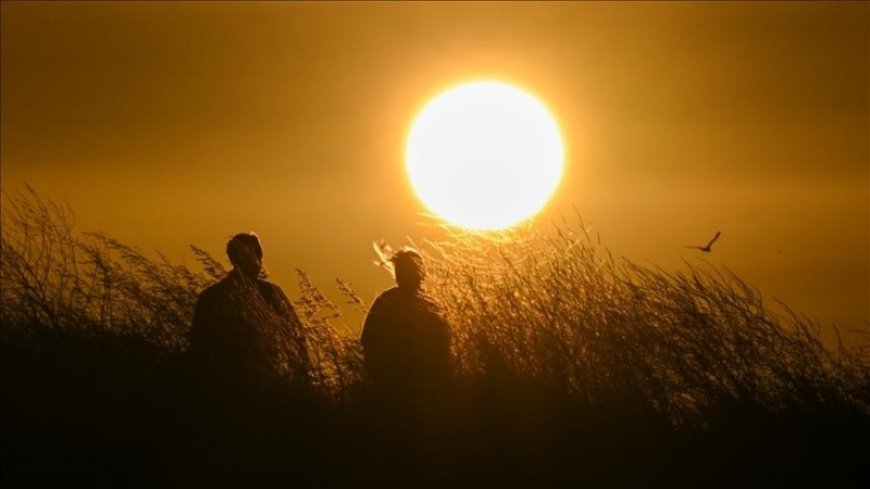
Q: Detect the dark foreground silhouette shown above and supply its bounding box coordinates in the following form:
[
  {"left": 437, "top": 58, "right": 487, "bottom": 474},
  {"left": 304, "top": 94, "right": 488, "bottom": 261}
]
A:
[
  {"left": 361, "top": 248, "right": 451, "bottom": 402},
  {"left": 3, "top": 333, "right": 867, "bottom": 488},
  {"left": 1, "top": 191, "right": 867, "bottom": 487},
  {"left": 189, "top": 232, "right": 309, "bottom": 390}
]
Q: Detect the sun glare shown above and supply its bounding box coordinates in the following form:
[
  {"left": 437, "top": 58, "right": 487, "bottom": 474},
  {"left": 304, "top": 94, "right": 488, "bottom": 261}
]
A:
[{"left": 406, "top": 81, "right": 564, "bottom": 230}]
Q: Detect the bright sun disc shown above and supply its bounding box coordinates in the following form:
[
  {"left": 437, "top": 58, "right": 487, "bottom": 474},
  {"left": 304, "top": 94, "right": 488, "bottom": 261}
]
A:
[{"left": 406, "top": 81, "right": 564, "bottom": 230}]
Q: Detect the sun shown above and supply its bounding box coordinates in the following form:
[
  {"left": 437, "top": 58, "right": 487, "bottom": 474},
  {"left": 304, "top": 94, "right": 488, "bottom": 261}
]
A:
[{"left": 406, "top": 80, "right": 564, "bottom": 230}]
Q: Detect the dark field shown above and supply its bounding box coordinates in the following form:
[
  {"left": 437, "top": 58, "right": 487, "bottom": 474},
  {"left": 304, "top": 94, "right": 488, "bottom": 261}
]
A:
[{"left": 2, "top": 189, "right": 868, "bottom": 488}]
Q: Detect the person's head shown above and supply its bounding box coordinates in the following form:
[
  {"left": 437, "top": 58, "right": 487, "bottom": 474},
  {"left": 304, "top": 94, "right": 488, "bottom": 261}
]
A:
[
  {"left": 391, "top": 248, "right": 425, "bottom": 290},
  {"left": 227, "top": 232, "right": 263, "bottom": 279}
]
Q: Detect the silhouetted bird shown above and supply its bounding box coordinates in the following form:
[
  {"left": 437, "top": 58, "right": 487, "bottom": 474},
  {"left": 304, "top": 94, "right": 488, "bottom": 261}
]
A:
[{"left": 686, "top": 231, "right": 721, "bottom": 253}]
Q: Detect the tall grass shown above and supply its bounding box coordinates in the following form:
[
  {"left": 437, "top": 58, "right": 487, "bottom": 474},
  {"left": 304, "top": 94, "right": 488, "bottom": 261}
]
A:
[
  {"left": 0, "top": 187, "right": 359, "bottom": 393},
  {"left": 2, "top": 187, "right": 867, "bottom": 487},
  {"left": 415, "top": 223, "right": 869, "bottom": 429}
]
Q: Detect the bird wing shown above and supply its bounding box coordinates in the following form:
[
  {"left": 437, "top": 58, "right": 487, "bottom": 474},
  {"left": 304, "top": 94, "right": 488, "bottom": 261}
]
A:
[{"left": 706, "top": 231, "right": 721, "bottom": 248}]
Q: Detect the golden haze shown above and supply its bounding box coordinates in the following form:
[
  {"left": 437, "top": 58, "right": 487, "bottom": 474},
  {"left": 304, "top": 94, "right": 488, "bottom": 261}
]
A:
[{"left": 1, "top": 2, "right": 867, "bottom": 344}]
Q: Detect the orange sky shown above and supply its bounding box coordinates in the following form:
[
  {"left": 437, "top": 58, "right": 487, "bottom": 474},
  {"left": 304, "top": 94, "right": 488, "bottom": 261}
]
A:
[{"left": 2, "top": 1, "right": 867, "bottom": 344}]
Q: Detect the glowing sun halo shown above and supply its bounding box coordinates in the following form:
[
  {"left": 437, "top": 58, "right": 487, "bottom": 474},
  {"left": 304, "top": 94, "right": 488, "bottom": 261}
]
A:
[{"left": 406, "top": 81, "right": 564, "bottom": 230}]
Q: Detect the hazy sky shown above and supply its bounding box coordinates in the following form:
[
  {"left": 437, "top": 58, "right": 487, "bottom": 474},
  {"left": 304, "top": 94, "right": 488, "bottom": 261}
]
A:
[{"left": 2, "top": 1, "right": 867, "bottom": 343}]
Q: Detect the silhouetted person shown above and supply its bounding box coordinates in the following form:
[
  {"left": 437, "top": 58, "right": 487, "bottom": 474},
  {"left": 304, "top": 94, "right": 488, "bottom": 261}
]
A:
[
  {"left": 360, "top": 248, "right": 451, "bottom": 399},
  {"left": 188, "top": 232, "right": 308, "bottom": 391}
]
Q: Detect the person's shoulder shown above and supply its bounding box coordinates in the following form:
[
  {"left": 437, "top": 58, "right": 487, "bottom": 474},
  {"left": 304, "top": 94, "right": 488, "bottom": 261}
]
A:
[
  {"left": 374, "top": 286, "right": 402, "bottom": 302},
  {"left": 420, "top": 294, "right": 442, "bottom": 309},
  {"left": 409, "top": 290, "right": 445, "bottom": 320},
  {"left": 256, "top": 279, "right": 296, "bottom": 311},
  {"left": 367, "top": 287, "right": 401, "bottom": 310},
  {"left": 199, "top": 276, "right": 231, "bottom": 298},
  {"left": 194, "top": 277, "right": 234, "bottom": 312},
  {"left": 256, "top": 278, "right": 288, "bottom": 296}
]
